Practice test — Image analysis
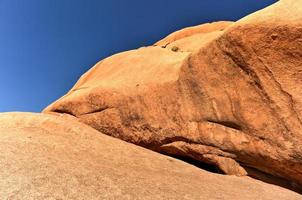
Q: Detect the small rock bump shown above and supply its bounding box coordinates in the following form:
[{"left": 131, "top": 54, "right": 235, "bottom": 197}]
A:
[{"left": 171, "top": 46, "right": 179, "bottom": 52}]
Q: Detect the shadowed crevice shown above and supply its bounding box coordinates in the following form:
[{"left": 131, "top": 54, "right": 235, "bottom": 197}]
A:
[
  {"left": 81, "top": 106, "right": 111, "bottom": 116},
  {"left": 242, "top": 165, "right": 302, "bottom": 194},
  {"left": 52, "top": 109, "right": 76, "bottom": 117},
  {"left": 206, "top": 119, "right": 243, "bottom": 131},
  {"left": 162, "top": 153, "right": 223, "bottom": 174}
]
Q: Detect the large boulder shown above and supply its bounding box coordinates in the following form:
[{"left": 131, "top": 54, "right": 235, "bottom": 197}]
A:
[
  {"left": 2, "top": 112, "right": 301, "bottom": 199},
  {"left": 44, "top": 0, "right": 302, "bottom": 192}
]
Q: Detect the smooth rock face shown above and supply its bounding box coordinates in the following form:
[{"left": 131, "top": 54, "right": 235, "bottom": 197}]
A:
[
  {"left": 155, "top": 21, "right": 233, "bottom": 48},
  {"left": 44, "top": 0, "right": 302, "bottom": 192},
  {"left": 2, "top": 112, "right": 301, "bottom": 200}
]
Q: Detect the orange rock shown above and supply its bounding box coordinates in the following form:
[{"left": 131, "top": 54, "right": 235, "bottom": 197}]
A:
[
  {"left": 44, "top": 0, "right": 302, "bottom": 192},
  {"left": 2, "top": 112, "right": 301, "bottom": 199},
  {"left": 155, "top": 21, "right": 233, "bottom": 48}
]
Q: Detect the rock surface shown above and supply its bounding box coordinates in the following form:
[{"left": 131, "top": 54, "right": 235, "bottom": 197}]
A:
[
  {"left": 2, "top": 112, "right": 301, "bottom": 199},
  {"left": 44, "top": 0, "right": 302, "bottom": 192}
]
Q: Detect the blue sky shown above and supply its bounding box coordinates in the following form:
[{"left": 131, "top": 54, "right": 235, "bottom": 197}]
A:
[{"left": 0, "top": 0, "right": 277, "bottom": 112}]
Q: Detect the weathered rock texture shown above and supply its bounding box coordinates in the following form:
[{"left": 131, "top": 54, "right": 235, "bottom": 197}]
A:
[
  {"left": 2, "top": 112, "right": 301, "bottom": 200},
  {"left": 44, "top": 0, "right": 302, "bottom": 192}
]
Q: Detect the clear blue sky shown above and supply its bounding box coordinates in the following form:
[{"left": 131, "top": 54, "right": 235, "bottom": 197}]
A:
[{"left": 0, "top": 0, "right": 277, "bottom": 112}]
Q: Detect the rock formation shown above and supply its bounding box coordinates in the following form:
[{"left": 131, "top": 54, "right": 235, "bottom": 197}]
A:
[
  {"left": 44, "top": 0, "right": 302, "bottom": 193},
  {"left": 2, "top": 112, "right": 302, "bottom": 199}
]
